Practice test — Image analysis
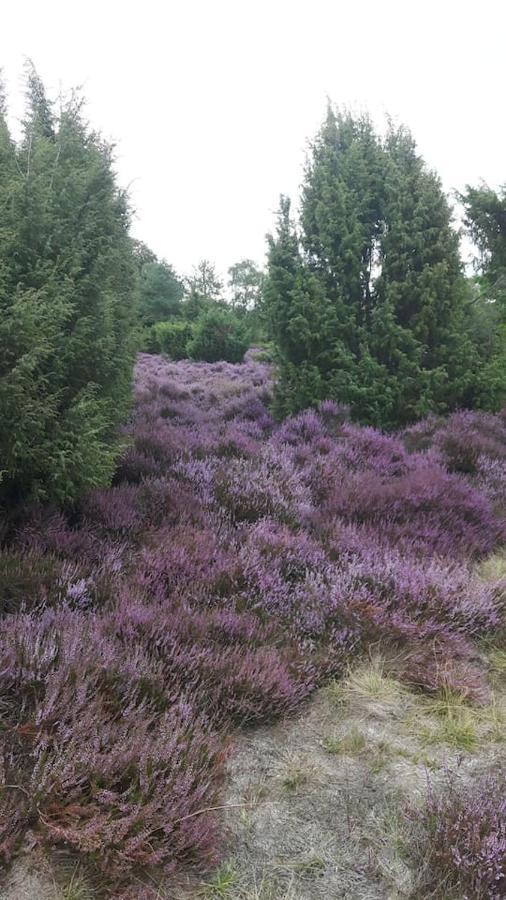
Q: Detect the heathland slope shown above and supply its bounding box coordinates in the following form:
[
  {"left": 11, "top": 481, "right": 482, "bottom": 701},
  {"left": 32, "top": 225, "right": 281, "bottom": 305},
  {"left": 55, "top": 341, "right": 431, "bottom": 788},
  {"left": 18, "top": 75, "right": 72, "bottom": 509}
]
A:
[{"left": 1, "top": 352, "right": 505, "bottom": 898}]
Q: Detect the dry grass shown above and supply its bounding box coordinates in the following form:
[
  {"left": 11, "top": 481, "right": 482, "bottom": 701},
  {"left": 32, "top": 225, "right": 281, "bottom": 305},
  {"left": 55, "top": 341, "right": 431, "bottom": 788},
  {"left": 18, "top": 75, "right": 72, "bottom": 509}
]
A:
[
  {"left": 196, "top": 868, "right": 299, "bottom": 900},
  {"left": 404, "top": 686, "right": 506, "bottom": 752},
  {"left": 0, "top": 857, "right": 97, "bottom": 900},
  {"left": 275, "top": 750, "right": 322, "bottom": 794},
  {"left": 477, "top": 548, "right": 506, "bottom": 583},
  {"left": 200, "top": 647, "right": 506, "bottom": 900},
  {"left": 338, "top": 656, "right": 409, "bottom": 708},
  {"left": 198, "top": 863, "right": 241, "bottom": 898},
  {"left": 4, "top": 647, "right": 505, "bottom": 900},
  {"left": 322, "top": 726, "right": 367, "bottom": 756},
  {"left": 487, "top": 646, "right": 506, "bottom": 679}
]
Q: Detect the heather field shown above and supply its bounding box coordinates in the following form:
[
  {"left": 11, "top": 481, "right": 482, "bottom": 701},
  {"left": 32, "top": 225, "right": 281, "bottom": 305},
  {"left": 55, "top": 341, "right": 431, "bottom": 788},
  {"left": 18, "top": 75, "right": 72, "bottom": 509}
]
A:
[{"left": 1, "top": 351, "right": 506, "bottom": 899}]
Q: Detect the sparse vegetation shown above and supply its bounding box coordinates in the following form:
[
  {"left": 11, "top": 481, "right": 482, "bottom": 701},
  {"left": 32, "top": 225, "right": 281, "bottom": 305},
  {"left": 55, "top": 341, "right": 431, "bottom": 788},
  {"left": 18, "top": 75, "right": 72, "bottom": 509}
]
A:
[
  {"left": 322, "top": 727, "right": 367, "bottom": 756},
  {"left": 409, "top": 769, "right": 506, "bottom": 899}
]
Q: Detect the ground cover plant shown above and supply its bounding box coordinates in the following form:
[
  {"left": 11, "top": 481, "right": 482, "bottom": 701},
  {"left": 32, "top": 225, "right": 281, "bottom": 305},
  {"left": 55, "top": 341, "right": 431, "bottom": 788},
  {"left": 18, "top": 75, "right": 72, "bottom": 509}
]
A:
[
  {"left": 0, "top": 351, "right": 505, "bottom": 896},
  {"left": 410, "top": 769, "right": 506, "bottom": 899}
]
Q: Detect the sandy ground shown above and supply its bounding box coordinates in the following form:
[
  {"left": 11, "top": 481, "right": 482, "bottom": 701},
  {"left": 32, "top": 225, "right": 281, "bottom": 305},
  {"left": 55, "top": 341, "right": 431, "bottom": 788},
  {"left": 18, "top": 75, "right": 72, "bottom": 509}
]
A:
[
  {"left": 191, "top": 655, "right": 505, "bottom": 900},
  {"left": 2, "top": 653, "right": 505, "bottom": 900}
]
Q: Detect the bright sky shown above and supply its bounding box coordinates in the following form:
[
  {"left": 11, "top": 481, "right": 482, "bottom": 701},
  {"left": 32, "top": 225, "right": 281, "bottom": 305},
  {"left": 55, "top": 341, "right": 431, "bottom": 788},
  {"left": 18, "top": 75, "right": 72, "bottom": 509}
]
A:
[{"left": 1, "top": 0, "right": 504, "bottom": 280}]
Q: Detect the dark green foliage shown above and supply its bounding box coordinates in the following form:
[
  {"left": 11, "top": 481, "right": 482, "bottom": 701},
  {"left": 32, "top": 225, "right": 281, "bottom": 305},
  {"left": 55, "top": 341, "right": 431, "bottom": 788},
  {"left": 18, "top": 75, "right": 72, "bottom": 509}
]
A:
[
  {"left": 266, "top": 108, "right": 491, "bottom": 428},
  {"left": 187, "top": 308, "right": 249, "bottom": 363},
  {"left": 182, "top": 287, "right": 213, "bottom": 322},
  {"left": 461, "top": 184, "right": 506, "bottom": 297},
  {"left": 152, "top": 320, "right": 194, "bottom": 359},
  {"left": 0, "top": 67, "right": 137, "bottom": 505},
  {"left": 460, "top": 184, "right": 506, "bottom": 410},
  {"left": 138, "top": 259, "right": 184, "bottom": 325}
]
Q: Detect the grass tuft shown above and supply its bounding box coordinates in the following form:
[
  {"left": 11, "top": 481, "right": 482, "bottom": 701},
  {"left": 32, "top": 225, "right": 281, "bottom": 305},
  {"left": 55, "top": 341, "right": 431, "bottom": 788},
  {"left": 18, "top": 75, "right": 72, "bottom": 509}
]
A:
[
  {"left": 200, "top": 863, "right": 240, "bottom": 898},
  {"left": 322, "top": 726, "right": 367, "bottom": 756},
  {"left": 340, "top": 657, "right": 408, "bottom": 711}
]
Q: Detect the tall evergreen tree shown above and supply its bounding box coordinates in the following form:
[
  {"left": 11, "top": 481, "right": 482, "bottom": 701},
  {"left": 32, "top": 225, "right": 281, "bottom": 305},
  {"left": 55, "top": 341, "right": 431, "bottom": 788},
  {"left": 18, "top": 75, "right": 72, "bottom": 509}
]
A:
[
  {"left": 138, "top": 258, "right": 184, "bottom": 325},
  {"left": 266, "top": 107, "right": 484, "bottom": 427},
  {"left": 460, "top": 183, "right": 506, "bottom": 409},
  {"left": 374, "top": 124, "right": 477, "bottom": 416},
  {"left": 0, "top": 69, "right": 137, "bottom": 505},
  {"left": 265, "top": 196, "right": 355, "bottom": 415},
  {"left": 461, "top": 183, "right": 506, "bottom": 299}
]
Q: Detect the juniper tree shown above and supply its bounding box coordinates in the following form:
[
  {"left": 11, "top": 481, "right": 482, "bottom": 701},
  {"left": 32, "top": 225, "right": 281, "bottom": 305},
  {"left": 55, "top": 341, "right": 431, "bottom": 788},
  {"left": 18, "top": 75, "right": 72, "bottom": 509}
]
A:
[
  {"left": 0, "top": 68, "right": 137, "bottom": 505},
  {"left": 266, "top": 106, "right": 485, "bottom": 427},
  {"left": 462, "top": 183, "right": 506, "bottom": 299},
  {"left": 138, "top": 259, "right": 184, "bottom": 325},
  {"left": 265, "top": 195, "right": 355, "bottom": 416},
  {"left": 460, "top": 183, "right": 506, "bottom": 409}
]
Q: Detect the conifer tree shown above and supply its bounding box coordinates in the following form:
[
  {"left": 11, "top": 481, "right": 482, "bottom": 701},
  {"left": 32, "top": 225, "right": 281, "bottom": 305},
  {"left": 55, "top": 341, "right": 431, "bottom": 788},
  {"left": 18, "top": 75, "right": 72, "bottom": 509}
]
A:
[
  {"left": 266, "top": 107, "right": 486, "bottom": 427},
  {"left": 462, "top": 184, "right": 506, "bottom": 298},
  {"left": 0, "top": 69, "right": 137, "bottom": 505},
  {"left": 460, "top": 183, "right": 506, "bottom": 409},
  {"left": 138, "top": 259, "right": 184, "bottom": 325},
  {"left": 265, "top": 196, "right": 355, "bottom": 416}
]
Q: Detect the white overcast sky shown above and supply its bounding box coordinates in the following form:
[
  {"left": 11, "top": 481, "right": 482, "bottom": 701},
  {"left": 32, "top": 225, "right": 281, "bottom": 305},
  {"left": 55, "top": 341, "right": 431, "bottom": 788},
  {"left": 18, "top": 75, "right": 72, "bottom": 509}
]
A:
[{"left": 1, "top": 0, "right": 504, "bottom": 279}]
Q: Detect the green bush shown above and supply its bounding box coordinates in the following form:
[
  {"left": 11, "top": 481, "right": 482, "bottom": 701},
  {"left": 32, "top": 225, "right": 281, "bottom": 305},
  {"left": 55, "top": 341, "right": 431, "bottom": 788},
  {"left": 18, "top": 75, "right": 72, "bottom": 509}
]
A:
[
  {"left": 152, "top": 320, "right": 194, "bottom": 359},
  {"left": 187, "top": 309, "right": 249, "bottom": 363}
]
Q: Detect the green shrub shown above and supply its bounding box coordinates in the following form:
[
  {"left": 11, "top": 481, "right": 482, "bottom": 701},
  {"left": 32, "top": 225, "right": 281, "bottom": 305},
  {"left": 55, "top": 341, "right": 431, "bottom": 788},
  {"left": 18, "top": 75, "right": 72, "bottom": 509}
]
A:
[
  {"left": 187, "top": 308, "right": 249, "bottom": 363},
  {"left": 152, "top": 320, "right": 194, "bottom": 360}
]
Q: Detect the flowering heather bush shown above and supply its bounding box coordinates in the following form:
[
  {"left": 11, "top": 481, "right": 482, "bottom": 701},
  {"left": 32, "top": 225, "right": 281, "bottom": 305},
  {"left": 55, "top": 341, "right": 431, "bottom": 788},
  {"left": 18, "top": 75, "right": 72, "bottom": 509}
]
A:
[
  {"left": 475, "top": 455, "right": 506, "bottom": 515},
  {"left": 137, "top": 523, "right": 239, "bottom": 601},
  {"left": 411, "top": 769, "right": 506, "bottom": 898},
  {"left": 0, "top": 352, "right": 505, "bottom": 888},
  {"left": 313, "top": 458, "right": 504, "bottom": 558},
  {"left": 403, "top": 408, "right": 506, "bottom": 472},
  {"left": 0, "top": 600, "right": 314, "bottom": 874},
  {"left": 338, "top": 550, "right": 500, "bottom": 639},
  {"left": 213, "top": 448, "right": 313, "bottom": 524},
  {"left": 0, "top": 608, "right": 225, "bottom": 868}
]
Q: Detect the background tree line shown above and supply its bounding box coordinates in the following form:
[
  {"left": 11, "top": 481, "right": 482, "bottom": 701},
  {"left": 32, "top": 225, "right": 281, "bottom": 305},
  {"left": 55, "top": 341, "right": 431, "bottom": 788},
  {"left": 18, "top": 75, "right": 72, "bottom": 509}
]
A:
[{"left": 135, "top": 252, "right": 265, "bottom": 363}]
